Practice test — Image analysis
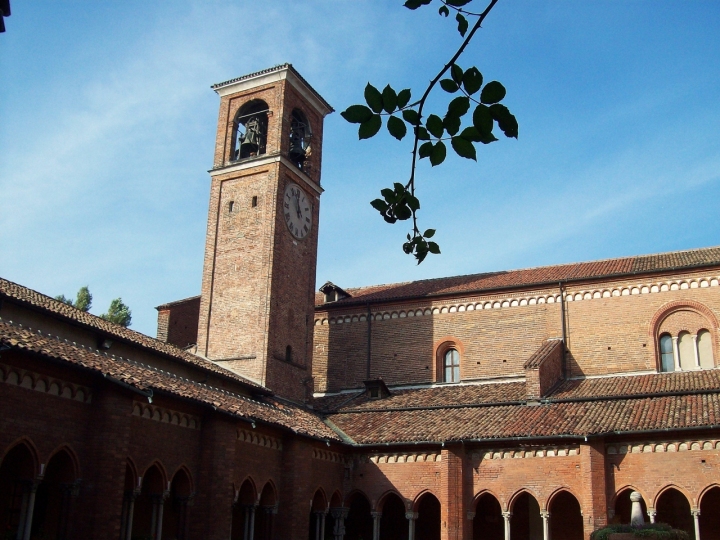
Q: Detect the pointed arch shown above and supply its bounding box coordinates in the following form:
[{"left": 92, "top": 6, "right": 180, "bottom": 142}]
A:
[
  {"left": 655, "top": 485, "right": 694, "bottom": 537},
  {"left": 45, "top": 444, "right": 81, "bottom": 480},
  {"left": 412, "top": 489, "right": 440, "bottom": 511},
  {"left": 141, "top": 461, "right": 168, "bottom": 494},
  {"left": 414, "top": 491, "right": 441, "bottom": 540},
  {"left": 508, "top": 490, "right": 542, "bottom": 540},
  {"left": 236, "top": 476, "right": 258, "bottom": 505},
  {"left": 610, "top": 485, "right": 651, "bottom": 509},
  {"left": 699, "top": 485, "right": 720, "bottom": 540},
  {"left": 377, "top": 489, "right": 407, "bottom": 512},
  {"left": 653, "top": 484, "right": 695, "bottom": 508},
  {"left": 547, "top": 489, "right": 583, "bottom": 540},
  {"left": 344, "top": 490, "right": 372, "bottom": 540},
  {"left": 311, "top": 488, "right": 328, "bottom": 511},
  {"left": 344, "top": 489, "right": 369, "bottom": 509},
  {"left": 472, "top": 491, "right": 503, "bottom": 540},
  {"left": 472, "top": 489, "right": 503, "bottom": 511},
  {"left": 698, "top": 483, "right": 720, "bottom": 505},
  {"left": 170, "top": 466, "right": 193, "bottom": 497},
  {"left": 330, "top": 490, "right": 343, "bottom": 508},
  {"left": 259, "top": 479, "right": 278, "bottom": 506},
  {"left": 507, "top": 488, "right": 540, "bottom": 512},
  {"left": 546, "top": 486, "right": 582, "bottom": 511},
  {"left": 1, "top": 437, "right": 40, "bottom": 477}
]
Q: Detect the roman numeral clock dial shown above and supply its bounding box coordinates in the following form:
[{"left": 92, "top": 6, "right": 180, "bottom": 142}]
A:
[{"left": 283, "top": 182, "right": 312, "bottom": 239}]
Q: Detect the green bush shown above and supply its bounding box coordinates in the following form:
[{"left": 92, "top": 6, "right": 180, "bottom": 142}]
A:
[{"left": 590, "top": 523, "right": 690, "bottom": 540}]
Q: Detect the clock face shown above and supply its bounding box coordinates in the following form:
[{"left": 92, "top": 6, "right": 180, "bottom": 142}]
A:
[{"left": 283, "top": 182, "right": 312, "bottom": 239}]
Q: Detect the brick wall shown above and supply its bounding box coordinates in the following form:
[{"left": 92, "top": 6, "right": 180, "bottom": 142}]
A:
[{"left": 156, "top": 296, "right": 200, "bottom": 348}]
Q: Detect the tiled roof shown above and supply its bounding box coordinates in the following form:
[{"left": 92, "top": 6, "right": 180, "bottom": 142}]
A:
[
  {"left": 316, "top": 245, "right": 720, "bottom": 307},
  {"left": 155, "top": 295, "right": 200, "bottom": 310},
  {"left": 327, "top": 394, "right": 720, "bottom": 444},
  {"left": 0, "top": 320, "right": 339, "bottom": 441},
  {"left": 0, "top": 278, "right": 267, "bottom": 392},
  {"left": 313, "top": 382, "right": 526, "bottom": 413},
  {"left": 552, "top": 370, "right": 720, "bottom": 400}
]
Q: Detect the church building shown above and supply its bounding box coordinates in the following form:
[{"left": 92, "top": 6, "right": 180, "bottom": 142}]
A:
[{"left": 2, "top": 64, "right": 720, "bottom": 540}]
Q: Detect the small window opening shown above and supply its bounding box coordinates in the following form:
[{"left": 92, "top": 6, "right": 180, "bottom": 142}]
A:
[
  {"left": 251, "top": 196, "right": 258, "bottom": 208},
  {"left": 443, "top": 348, "right": 460, "bottom": 383},
  {"left": 228, "top": 201, "right": 235, "bottom": 213},
  {"left": 369, "top": 387, "right": 379, "bottom": 399},
  {"left": 233, "top": 100, "right": 268, "bottom": 160},
  {"left": 289, "top": 109, "right": 312, "bottom": 170},
  {"left": 324, "top": 290, "right": 337, "bottom": 303},
  {"left": 285, "top": 345, "right": 293, "bottom": 363},
  {"left": 659, "top": 333, "right": 675, "bottom": 372}
]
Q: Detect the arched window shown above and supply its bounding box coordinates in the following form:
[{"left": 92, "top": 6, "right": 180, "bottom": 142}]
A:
[
  {"left": 677, "top": 331, "right": 695, "bottom": 370},
  {"left": 659, "top": 334, "right": 674, "bottom": 372},
  {"left": 443, "top": 349, "right": 460, "bottom": 383},
  {"left": 698, "top": 329, "right": 715, "bottom": 368},
  {"left": 233, "top": 100, "right": 268, "bottom": 160},
  {"left": 288, "top": 109, "right": 311, "bottom": 170}
]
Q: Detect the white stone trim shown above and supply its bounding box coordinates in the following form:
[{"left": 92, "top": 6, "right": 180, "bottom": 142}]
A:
[
  {"left": 312, "top": 448, "right": 345, "bottom": 463},
  {"left": 238, "top": 428, "right": 283, "bottom": 450},
  {"left": 471, "top": 445, "right": 580, "bottom": 461},
  {"left": 314, "top": 275, "right": 720, "bottom": 326},
  {"left": 210, "top": 154, "right": 323, "bottom": 195},
  {"left": 366, "top": 452, "right": 441, "bottom": 464},
  {"left": 0, "top": 363, "right": 92, "bottom": 404},
  {"left": 606, "top": 440, "right": 720, "bottom": 454},
  {"left": 132, "top": 401, "right": 201, "bottom": 430}
]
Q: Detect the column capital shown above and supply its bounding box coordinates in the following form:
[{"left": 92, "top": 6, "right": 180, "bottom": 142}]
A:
[
  {"left": 330, "top": 506, "right": 349, "bottom": 520},
  {"left": 466, "top": 511, "right": 476, "bottom": 520},
  {"left": 371, "top": 511, "right": 382, "bottom": 519},
  {"left": 540, "top": 510, "right": 550, "bottom": 519},
  {"left": 501, "top": 511, "right": 512, "bottom": 520},
  {"left": 405, "top": 511, "right": 418, "bottom": 521},
  {"left": 646, "top": 509, "right": 657, "bottom": 516},
  {"left": 691, "top": 509, "right": 701, "bottom": 517}
]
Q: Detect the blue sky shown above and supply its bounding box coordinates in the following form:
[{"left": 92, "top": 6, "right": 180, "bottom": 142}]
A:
[{"left": 1, "top": 1, "right": 719, "bottom": 336}]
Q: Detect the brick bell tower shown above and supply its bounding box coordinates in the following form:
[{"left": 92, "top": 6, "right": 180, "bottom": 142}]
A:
[{"left": 196, "top": 64, "right": 333, "bottom": 401}]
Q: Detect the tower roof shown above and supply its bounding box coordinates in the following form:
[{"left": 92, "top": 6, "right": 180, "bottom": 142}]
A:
[{"left": 211, "top": 63, "right": 334, "bottom": 117}]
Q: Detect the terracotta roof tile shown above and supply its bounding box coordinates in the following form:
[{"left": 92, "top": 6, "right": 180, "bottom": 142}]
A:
[
  {"left": 551, "top": 370, "right": 720, "bottom": 400},
  {"left": 327, "top": 394, "right": 720, "bottom": 444},
  {"left": 0, "top": 320, "right": 339, "bottom": 441},
  {"left": 0, "top": 277, "right": 266, "bottom": 392},
  {"left": 316, "top": 245, "right": 720, "bottom": 307},
  {"left": 313, "top": 382, "right": 526, "bottom": 413}
]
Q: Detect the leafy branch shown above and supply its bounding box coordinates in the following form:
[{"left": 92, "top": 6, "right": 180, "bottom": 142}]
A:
[{"left": 341, "top": 0, "right": 517, "bottom": 263}]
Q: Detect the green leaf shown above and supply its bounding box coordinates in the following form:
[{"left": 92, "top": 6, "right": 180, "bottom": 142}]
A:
[
  {"left": 396, "top": 205, "right": 412, "bottom": 220},
  {"left": 460, "top": 126, "right": 482, "bottom": 142},
  {"left": 418, "top": 141, "right": 434, "bottom": 159},
  {"left": 393, "top": 182, "right": 405, "bottom": 193},
  {"left": 448, "top": 96, "right": 470, "bottom": 117},
  {"left": 415, "top": 126, "right": 431, "bottom": 140},
  {"left": 426, "top": 114, "right": 444, "bottom": 138},
  {"left": 382, "top": 85, "right": 398, "bottom": 113},
  {"left": 340, "top": 105, "right": 373, "bottom": 124},
  {"left": 443, "top": 114, "right": 461, "bottom": 136},
  {"left": 407, "top": 194, "right": 420, "bottom": 211},
  {"left": 480, "top": 81, "right": 507, "bottom": 104},
  {"left": 358, "top": 114, "right": 382, "bottom": 139},
  {"left": 387, "top": 115, "right": 407, "bottom": 140},
  {"left": 416, "top": 249, "right": 428, "bottom": 264},
  {"left": 402, "top": 109, "right": 420, "bottom": 126},
  {"left": 428, "top": 242, "right": 441, "bottom": 254},
  {"left": 430, "top": 140, "right": 446, "bottom": 166},
  {"left": 473, "top": 104, "right": 493, "bottom": 135},
  {"left": 424, "top": 229, "right": 436, "bottom": 238},
  {"left": 381, "top": 188, "right": 395, "bottom": 201},
  {"left": 364, "top": 83, "right": 384, "bottom": 113},
  {"left": 404, "top": 0, "right": 431, "bottom": 9},
  {"left": 451, "top": 136, "right": 477, "bottom": 160},
  {"left": 489, "top": 104, "right": 519, "bottom": 138},
  {"left": 462, "top": 67, "right": 483, "bottom": 95},
  {"left": 451, "top": 64, "right": 463, "bottom": 84},
  {"left": 438, "top": 5, "right": 449, "bottom": 16},
  {"left": 440, "top": 79, "right": 459, "bottom": 93},
  {"left": 371, "top": 199, "right": 388, "bottom": 212},
  {"left": 456, "top": 13, "right": 468, "bottom": 37},
  {"left": 397, "top": 89, "right": 412, "bottom": 108},
  {"left": 478, "top": 131, "right": 498, "bottom": 144}
]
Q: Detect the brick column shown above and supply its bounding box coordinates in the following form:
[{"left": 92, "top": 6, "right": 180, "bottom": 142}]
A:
[
  {"left": 190, "top": 415, "right": 237, "bottom": 540},
  {"left": 580, "top": 439, "right": 607, "bottom": 539},
  {"left": 441, "top": 445, "right": 466, "bottom": 540},
  {"left": 85, "top": 385, "right": 134, "bottom": 539},
  {"left": 278, "top": 437, "right": 314, "bottom": 540}
]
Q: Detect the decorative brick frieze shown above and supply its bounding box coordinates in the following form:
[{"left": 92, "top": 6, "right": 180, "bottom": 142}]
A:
[
  {"left": 131, "top": 401, "right": 201, "bottom": 429},
  {"left": 315, "top": 275, "right": 720, "bottom": 326},
  {"left": 237, "top": 428, "right": 282, "bottom": 450},
  {"left": 0, "top": 362, "right": 92, "bottom": 403},
  {"left": 312, "top": 448, "right": 345, "bottom": 463},
  {"left": 470, "top": 445, "right": 580, "bottom": 461},
  {"left": 606, "top": 440, "right": 720, "bottom": 454},
  {"left": 364, "top": 452, "right": 442, "bottom": 464}
]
